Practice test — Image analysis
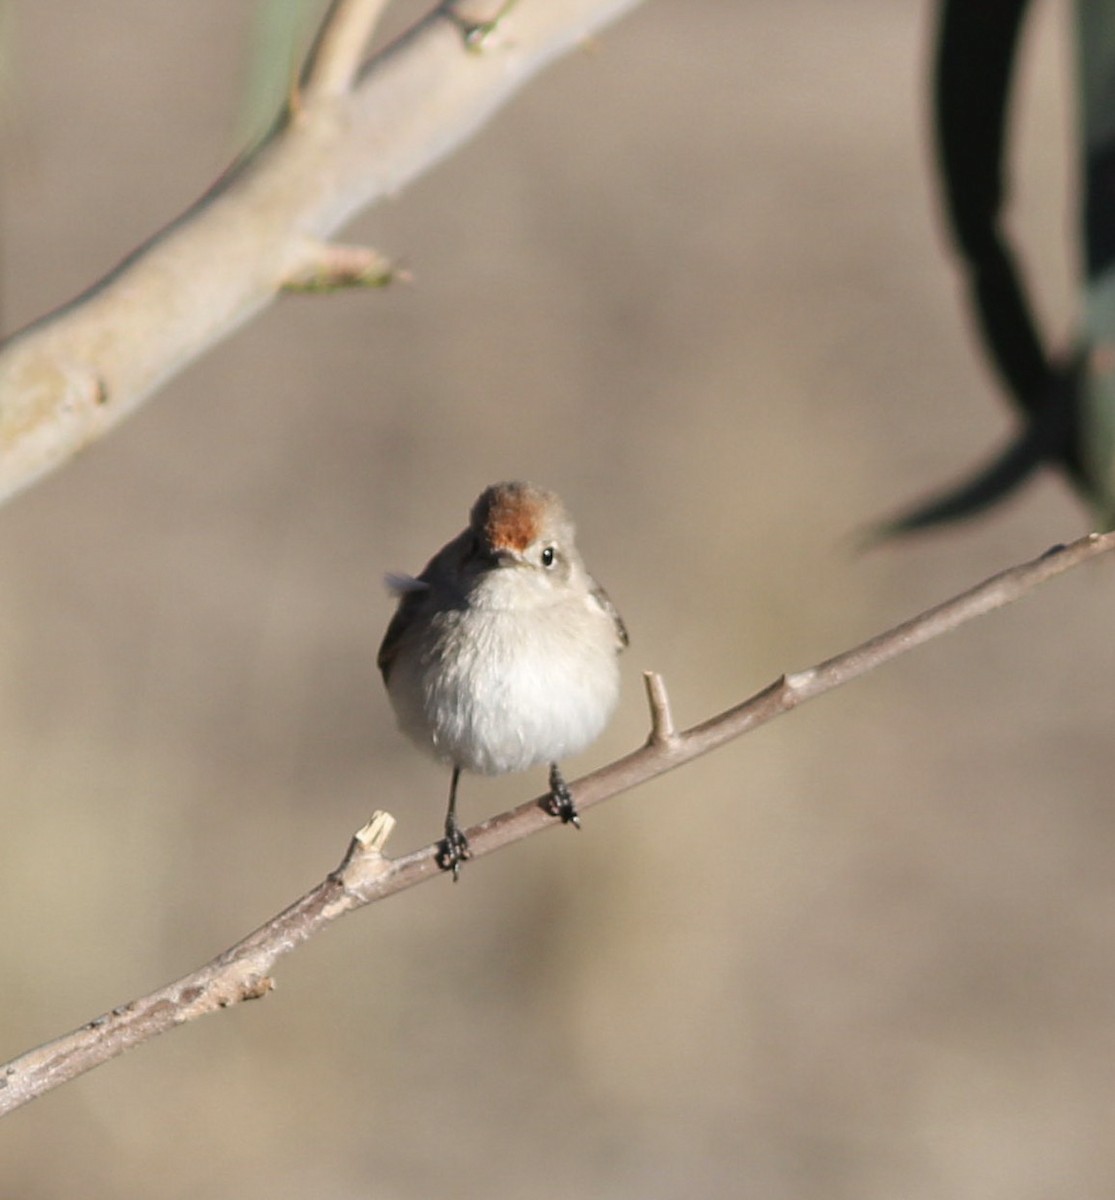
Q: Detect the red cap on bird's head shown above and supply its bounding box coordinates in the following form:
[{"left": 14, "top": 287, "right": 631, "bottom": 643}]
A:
[{"left": 470, "top": 481, "right": 571, "bottom": 553}]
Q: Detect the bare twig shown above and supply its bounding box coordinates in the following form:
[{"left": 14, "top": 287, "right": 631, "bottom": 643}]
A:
[
  {"left": 0, "top": 0, "right": 647, "bottom": 506},
  {"left": 299, "top": 0, "right": 392, "bottom": 100},
  {"left": 2, "top": 531, "right": 1112, "bottom": 1117}
]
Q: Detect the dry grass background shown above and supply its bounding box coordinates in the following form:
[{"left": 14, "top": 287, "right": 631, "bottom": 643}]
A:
[{"left": 2, "top": 1, "right": 1113, "bottom": 1197}]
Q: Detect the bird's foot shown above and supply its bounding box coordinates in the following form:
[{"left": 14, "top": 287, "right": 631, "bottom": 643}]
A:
[
  {"left": 436, "top": 816, "right": 471, "bottom": 881},
  {"left": 543, "top": 764, "right": 581, "bottom": 828}
]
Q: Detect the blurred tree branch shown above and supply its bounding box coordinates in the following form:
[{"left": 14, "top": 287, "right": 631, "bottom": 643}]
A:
[
  {"left": 0, "top": 0, "right": 645, "bottom": 505},
  {"left": 2, "top": 531, "right": 1112, "bottom": 1117}
]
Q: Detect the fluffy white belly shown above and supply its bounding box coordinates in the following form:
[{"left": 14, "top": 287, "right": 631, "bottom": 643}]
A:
[{"left": 389, "top": 605, "right": 621, "bottom": 775}]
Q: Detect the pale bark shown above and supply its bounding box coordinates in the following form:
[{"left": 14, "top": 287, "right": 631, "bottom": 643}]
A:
[{"left": 0, "top": 0, "right": 646, "bottom": 504}]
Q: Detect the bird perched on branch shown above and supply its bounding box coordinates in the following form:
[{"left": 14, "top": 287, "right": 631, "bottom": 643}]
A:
[{"left": 378, "top": 481, "right": 627, "bottom": 877}]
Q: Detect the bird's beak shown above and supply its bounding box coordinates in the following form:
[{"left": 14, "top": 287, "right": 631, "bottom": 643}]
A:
[{"left": 470, "top": 540, "right": 522, "bottom": 569}]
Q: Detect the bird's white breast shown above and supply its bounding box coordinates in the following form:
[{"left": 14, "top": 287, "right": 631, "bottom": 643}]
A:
[{"left": 387, "top": 598, "right": 621, "bottom": 776}]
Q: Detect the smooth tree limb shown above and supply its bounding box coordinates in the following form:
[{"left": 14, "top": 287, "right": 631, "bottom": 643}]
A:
[
  {"left": 2, "top": 530, "right": 1113, "bottom": 1117},
  {"left": 0, "top": 0, "right": 646, "bottom": 505}
]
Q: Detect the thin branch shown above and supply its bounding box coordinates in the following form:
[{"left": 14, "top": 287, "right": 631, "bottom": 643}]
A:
[
  {"left": 0, "top": 0, "right": 647, "bottom": 506},
  {"left": 2, "top": 531, "right": 1112, "bottom": 1117},
  {"left": 299, "top": 0, "right": 392, "bottom": 100}
]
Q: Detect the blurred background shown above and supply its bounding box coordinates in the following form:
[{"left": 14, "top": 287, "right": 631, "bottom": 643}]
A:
[{"left": 2, "top": 1, "right": 1112, "bottom": 1197}]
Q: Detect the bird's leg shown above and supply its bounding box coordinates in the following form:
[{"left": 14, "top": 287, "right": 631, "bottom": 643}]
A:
[
  {"left": 543, "top": 763, "right": 581, "bottom": 828},
  {"left": 437, "top": 767, "right": 471, "bottom": 880}
]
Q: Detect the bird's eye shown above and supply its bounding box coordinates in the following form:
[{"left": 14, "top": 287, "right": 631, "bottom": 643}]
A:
[{"left": 541, "top": 546, "right": 556, "bottom": 568}]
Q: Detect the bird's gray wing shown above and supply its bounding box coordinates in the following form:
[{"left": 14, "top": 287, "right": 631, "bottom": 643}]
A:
[
  {"left": 376, "top": 581, "right": 429, "bottom": 682},
  {"left": 377, "top": 531, "right": 470, "bottom": 681},
  {"left": 590, "top": 579, "right": 629, "bottom": 650}
]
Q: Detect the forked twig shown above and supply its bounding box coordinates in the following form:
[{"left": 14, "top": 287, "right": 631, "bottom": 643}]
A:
[{"left": 0, "top": 0, "right": 647, "bottom": 505}]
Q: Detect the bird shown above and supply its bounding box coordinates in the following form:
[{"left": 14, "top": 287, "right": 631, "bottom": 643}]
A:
[{"left": 378, "top": 481, "right": 628, "bottom": 877}]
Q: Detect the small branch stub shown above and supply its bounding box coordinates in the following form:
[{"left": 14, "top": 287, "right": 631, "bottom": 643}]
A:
[
  {"left": 282, "top": 243, "right": 403, "bottom": 293},
  {"left": 643, "top": 671, "right": 678, "bottom": 746},
  {"left": 333, "top": 810, "right": 397, "bottom": 896},
  {"left": 356, "top": 810, "right": 396, "bottom": 853},
  {"left": 449, "top": 0, "right": 521, "bottom": 51},
  {"left": 240, "top": 977, "right": 275, "bottom": 1002}
]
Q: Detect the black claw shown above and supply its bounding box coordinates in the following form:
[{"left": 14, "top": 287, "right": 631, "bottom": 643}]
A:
[
  {"left": 438, "top": 766, "right": 471, "bottom": 880},
  {"left": 544, "top": 764, "right": 581, "bottom": 828},
  {"left": 436, "top": 819, "right": 471, "bottom": 881}
]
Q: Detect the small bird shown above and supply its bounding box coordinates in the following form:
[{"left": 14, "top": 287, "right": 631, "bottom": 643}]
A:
[{"left": 378, "top": 481, "right": 628, "bottom": 877}]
